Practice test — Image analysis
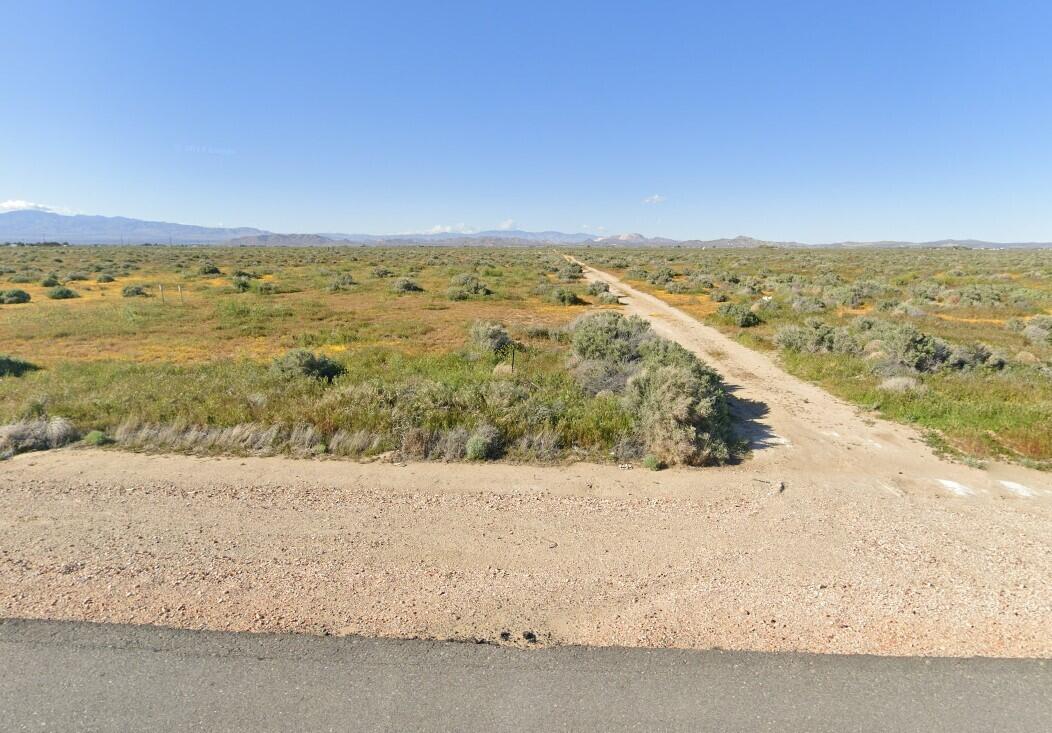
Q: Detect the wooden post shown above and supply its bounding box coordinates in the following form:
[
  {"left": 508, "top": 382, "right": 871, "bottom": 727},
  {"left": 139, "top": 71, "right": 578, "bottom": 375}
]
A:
[
  {"left": 178, "top": 285, "right": 184, "bottom": 305},
  {"left": 158, "top": 284, "right": 165, "bottom": 304}
]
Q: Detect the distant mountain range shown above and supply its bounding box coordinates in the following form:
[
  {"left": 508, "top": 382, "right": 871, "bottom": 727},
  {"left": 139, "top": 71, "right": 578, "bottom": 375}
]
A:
[
  {"left": 2, "top": 210, "right": 1050, "bottom": 249},
  {"left": 0, "top": 209, "right": 265, "bottom": 244}
]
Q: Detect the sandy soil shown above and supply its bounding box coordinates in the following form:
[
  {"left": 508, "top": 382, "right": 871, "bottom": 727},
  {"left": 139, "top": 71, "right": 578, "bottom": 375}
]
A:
[
  {"left": 2, "top": 261, "right": 1050, "bottom": 656},
  {"left": 1, "top": 449, "right": 1050, "bottom": 656}
]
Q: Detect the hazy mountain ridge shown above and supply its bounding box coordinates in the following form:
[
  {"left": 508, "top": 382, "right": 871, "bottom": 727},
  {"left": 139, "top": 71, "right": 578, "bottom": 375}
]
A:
[
  {"left": 2, "top": 210, "right": 1049, "bottom": 248},
  {"left": 0, "top": 210, "right": 264, "bottom": 244}
]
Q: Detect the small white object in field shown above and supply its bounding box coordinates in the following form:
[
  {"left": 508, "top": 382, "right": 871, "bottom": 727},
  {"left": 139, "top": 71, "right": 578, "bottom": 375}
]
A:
[{"left": 618, "top": 463, "right": 633, "bottom": 470}]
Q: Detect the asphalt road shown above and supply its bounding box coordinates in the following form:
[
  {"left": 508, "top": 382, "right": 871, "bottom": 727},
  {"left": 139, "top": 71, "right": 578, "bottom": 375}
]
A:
[{"left": 1, "top": 619, "right": 1049, "bottom": 732}]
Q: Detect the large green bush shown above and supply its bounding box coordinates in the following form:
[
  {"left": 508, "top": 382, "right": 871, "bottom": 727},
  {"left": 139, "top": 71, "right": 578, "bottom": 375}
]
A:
[{"left": 568, "top": 311, "right": 734, "bottom": 465}]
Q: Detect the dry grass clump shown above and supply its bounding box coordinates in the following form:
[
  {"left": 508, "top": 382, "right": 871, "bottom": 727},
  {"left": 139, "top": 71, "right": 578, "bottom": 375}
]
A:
[
  {"left": 878, "top": 376, "right": 927, "bottom": 394},
  {"left": 114, "top": 420, "right": 323, "bottom": 456},
  {"left": 0, "top": 417, "right": 80, "bottom": 458}
]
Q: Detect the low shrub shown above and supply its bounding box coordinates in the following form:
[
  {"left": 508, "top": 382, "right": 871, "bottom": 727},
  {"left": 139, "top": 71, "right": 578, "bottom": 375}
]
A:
[
  {"left": 96, "top": 273, "right": 116, "bottom": 283},
  {"left": 0, "top": 289, "right": 31, "bottom": 304},
  {"left": 774, "top": 321, "right": 858, "bottom": 354},
  {"left": 469, "top": 320, "right": 513, "bottom": 355},
  {"left": 716, "top": 302, "right": 761, "bottom": 327},
  {"left": 198, "top": 264, "right": 221, "bottom": 275},
  {"left": 587, "top": 280, "right": 610, "bottom": 295},
  {"left": 465, "top": 423, "right": 502, "bottom": 460},
  {"left": 546, "top": 287, "right": 582, "bottom": 305},
  {"left": 449, "top": 273, "right": 491, "bottom": 298},
  {"left": 270, "top": 349, "right": 345, "bottom": 382},
  {"left": 557, "top": 262, "right": 584, "bottom": 282},
  {"left": 596, "top": 292, "right": 621, "bottom": 305},
  {"left": 641, "top": 454, "right": 664, "bottom": 471},
  {"left": 82, "top": 429, "right": 113, "bottom": 446},
  {"left": 41, "top": 275, "right": 61, "bottom": 287},
  {"left": 121, "top": 285, "right": 148, "bottom": 297},
  {"left": 390, "top": 277, "right": 423, "bottom": 293},
  {"left": 47, "top": 286, "right": 78, "bottom": 299},
  {"left": 327, "top": 273, "right": 357, "bottom": 292},
  {"left": 571, "top": 311, "right": 653, "bottom": 362}
]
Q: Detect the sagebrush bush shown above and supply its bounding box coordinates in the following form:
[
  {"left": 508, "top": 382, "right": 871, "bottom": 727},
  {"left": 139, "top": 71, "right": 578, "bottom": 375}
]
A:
[
  {"left": 96, "top": 273, "right": 115, "bottom": 283},
  {"left": 571, "top": 311, "right": 653, "bottom": 362},
  {"left": 469, "top": 320, "right": 513, "bottom": 355},
  {"left": 46, "top": 286, "right": 78, "bottom": 300},
  {"left": 465, "top": 423, "right": 502, "bottom": 460},
  {"left": 121, "top": 285, "right": 148, "bottom": 297},
  {"left": 390, "top": 277, "right": 423, "bottom": 293},
  {"left": 542, "top": 286, "right": 581, "bottom": 305},
  {"left": 568, "top": 311, "right": 734, "bottom": 466},
  {"left": 41, "top": 275, "right": 61, "bottom": 287},
  {"left": 716, "top": 302, "right": 760, "bottom": 327},
  {"left": 0, "top": 289, "right": 31, "bottom": 304},
  {"left": 449, "top": 273, "right": 491, "bottom": 298},
  {"left": 557, "top": 262, "right": 583, "bottom": 282},
  {"left": 271, "top": 349, "right": 346, "bottom": 382},
  {"left": 587, "top": 280, "right": 609, "bottom": 295},
  {"left": 327, "top": 273, "right": 357, "bottom": 292}
]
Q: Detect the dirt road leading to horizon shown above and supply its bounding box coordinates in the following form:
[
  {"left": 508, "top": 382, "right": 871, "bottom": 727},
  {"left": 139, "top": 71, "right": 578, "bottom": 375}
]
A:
[{"left": 569, "top": 256, "right": 1052, "bottom": 501}]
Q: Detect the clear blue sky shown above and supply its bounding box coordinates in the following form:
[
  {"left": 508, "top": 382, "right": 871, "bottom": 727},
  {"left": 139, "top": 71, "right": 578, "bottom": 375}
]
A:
[{"left": 3, "top": 1, "right": 1051, "bottom": 241}]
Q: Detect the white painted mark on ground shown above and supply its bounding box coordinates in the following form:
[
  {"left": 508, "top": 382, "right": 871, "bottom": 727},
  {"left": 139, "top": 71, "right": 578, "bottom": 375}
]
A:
[
  {"left": 937, "top": 479, "right": 976, "bottom": 497},
  {"left": 878, "top": 481, "right": 903, "bottom": 498},
  {"left": 999, "top": 480, "right": 1035, "bottom": 498}
]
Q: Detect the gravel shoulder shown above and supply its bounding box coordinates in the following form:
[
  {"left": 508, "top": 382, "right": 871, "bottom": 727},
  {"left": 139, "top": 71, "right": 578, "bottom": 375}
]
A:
[{"left": 2, "top": 448, "right": 1051, "bottom": 657}]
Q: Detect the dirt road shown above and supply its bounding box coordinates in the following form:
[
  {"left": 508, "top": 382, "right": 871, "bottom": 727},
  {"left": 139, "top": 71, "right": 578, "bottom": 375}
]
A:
[{"left": 570, "top": 256, "right": 1052, "bottom": 501}]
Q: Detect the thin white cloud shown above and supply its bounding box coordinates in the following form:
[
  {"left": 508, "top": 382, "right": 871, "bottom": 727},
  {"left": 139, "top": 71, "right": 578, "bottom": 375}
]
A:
[
  {"left": 0, "top": 199, "right": 67, "bottom": 213},
  {"left": 497, "top": 218, "right": 516, "bottom": 230},
  {"left": 642, "top": 194, "right": 666, "bottom": 205},
  {"left": 426, "top": 223, "right": 475, "bottom": 235}
]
